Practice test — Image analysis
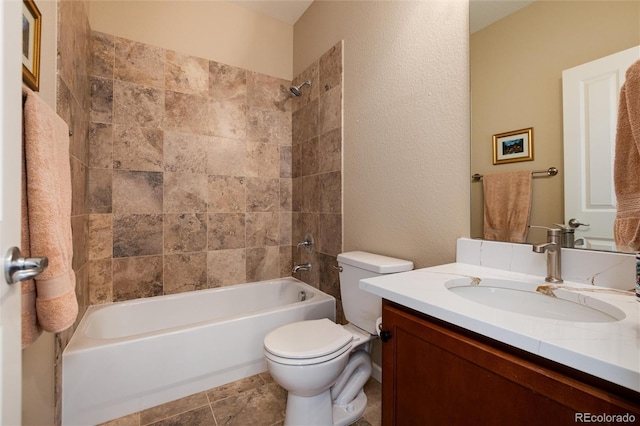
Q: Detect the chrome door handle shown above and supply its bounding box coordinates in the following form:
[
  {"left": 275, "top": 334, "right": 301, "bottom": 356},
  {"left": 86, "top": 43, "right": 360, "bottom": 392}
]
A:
[{"left": 4, "top": 247, "right": 48, "bottom": 284}]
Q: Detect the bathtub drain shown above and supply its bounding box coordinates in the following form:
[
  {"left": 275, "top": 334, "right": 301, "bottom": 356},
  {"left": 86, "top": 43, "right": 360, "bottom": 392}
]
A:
[{"left": 298, "top": 291, "right": 307, "bottom": 301}]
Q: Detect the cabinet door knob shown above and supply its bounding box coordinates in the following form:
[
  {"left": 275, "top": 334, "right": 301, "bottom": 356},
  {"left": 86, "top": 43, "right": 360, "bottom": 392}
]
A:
[{"left": 379, "top": 330, "right": 392, "bottom": 342}]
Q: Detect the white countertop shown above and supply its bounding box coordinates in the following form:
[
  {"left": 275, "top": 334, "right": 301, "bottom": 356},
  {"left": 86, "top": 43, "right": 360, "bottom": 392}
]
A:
[{"left": 360, "top": 262, "right": 640, "bottom": 393}]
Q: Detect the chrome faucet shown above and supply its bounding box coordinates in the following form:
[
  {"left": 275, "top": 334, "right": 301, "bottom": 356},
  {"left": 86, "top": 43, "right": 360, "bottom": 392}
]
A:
[
  {"left": 553, "top": 223, "right": 576, "bottom": 248},
  {"left": 531, "top": 226, "right": 563, "bottom": 283},
  {"left": 292, "top": 263, "right": 312, "bottom": 273},
  {"left": 553, "top": 219, "right": 590, "bottom": 248}
]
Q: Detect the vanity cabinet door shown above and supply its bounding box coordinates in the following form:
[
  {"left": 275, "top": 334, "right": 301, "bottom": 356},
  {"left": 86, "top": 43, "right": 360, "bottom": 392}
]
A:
[{"left": 381, "top": 301, "right": 640, "bottom": 426}]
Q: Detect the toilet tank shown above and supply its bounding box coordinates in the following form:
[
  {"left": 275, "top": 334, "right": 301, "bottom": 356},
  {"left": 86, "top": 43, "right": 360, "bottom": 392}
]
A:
[{"left": 337, "top": 251, "right": 413, "bottom": 334}]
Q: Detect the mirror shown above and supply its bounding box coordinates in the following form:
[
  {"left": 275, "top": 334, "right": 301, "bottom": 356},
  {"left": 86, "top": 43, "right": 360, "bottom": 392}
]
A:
[{"left": 470, "top": 0, "right": 640, "bottom": 253}]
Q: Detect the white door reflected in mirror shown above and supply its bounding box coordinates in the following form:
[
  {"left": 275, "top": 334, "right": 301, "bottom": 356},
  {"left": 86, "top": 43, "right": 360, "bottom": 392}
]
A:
[{"left": 562, "top": 45, "right": 640, "bottom": 252}]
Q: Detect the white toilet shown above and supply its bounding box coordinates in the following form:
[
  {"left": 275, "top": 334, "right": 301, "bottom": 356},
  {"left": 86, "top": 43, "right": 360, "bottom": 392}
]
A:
[{"left": 263, "top": 251, "right": 413, "bottom": 426}]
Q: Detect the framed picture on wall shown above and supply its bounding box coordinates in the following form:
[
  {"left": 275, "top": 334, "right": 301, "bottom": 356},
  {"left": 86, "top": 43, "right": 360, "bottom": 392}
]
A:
[
  {"left": 22, "top": 0, "right": 41, "bottom": 91},
  {"left": 492, "top": 127, "right": 533, "bottom": 165}
]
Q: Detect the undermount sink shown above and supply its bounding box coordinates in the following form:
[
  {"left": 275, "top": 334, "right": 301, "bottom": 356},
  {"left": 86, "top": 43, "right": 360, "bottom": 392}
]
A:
[{"left": 445, "top": 278, "right": 626, "bottom": 323}]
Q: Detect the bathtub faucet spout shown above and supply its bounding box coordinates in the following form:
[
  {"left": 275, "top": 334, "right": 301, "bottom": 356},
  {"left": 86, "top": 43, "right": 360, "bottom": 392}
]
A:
[{"left": 292, "top": 263, "right": 312, "bottom": 273}]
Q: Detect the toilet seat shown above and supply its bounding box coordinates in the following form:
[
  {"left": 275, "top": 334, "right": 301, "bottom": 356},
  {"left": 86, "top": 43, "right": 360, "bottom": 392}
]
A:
[
  {"left": 264, "top": 319, "right": 353, "bottom": 366},
  {"left": 264, "top": 342, "right": 352, "bottom": 366}
]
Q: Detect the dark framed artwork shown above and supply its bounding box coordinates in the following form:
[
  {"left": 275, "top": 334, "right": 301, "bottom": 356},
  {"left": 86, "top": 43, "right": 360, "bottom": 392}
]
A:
[
  {"left": 492, "top": 127, "right": 533, "bottom": 165},
  {"left": 22, "top": 0, "right": 41, "bottom": 91}
]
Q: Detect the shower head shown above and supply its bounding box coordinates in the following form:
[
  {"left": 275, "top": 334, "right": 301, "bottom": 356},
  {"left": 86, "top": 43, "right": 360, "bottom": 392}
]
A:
[{"left": 290, "top": 80, "right": 311, "bottom": 97}]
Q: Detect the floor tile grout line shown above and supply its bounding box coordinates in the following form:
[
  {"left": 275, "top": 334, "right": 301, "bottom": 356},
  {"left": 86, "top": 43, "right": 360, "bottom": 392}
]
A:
[
  {"left": 209, "top": 403, "right": 219, "bottom": 426},
  {"left": 204, "top": 387, "right": 219, "bottom": 426}
]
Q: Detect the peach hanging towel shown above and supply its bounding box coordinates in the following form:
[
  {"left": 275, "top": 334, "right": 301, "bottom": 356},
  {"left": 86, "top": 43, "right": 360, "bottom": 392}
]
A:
[
  {"left": 22, "top": 86, "right": 77, "bottom": 348},
  {"left": 483, "top": 170, "right": 533, "bottom": 243},
  {"left": 614, "top": 59, "right": 640, "bottom": 252}
]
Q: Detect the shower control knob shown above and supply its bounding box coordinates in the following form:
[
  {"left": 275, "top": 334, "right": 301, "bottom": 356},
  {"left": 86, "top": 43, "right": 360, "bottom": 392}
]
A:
[{"left": 379, "top": 329, "right": 392, "bottom": 343}]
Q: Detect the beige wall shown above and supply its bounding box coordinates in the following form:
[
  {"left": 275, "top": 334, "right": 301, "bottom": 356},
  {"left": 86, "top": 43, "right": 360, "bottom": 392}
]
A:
[
  {"left": 88, "top": 1, "right": 293, "bottom": 80},
  {"left": 470, "top": 0, "right": 640, "bottom": 244},
  {"left": 294, "top": 1, "right": 470, "bottom": 269}
]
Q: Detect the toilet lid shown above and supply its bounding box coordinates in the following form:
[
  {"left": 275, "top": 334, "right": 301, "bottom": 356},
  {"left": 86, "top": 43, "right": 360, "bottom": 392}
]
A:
[{"left": 264, "top": 318, "right": 353, "bottom": 359}]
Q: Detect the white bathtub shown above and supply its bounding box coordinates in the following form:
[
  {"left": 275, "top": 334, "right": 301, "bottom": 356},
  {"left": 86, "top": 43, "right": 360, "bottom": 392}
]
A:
[{"left": 62, "top": 277, "right": 335, "bottom": 425}]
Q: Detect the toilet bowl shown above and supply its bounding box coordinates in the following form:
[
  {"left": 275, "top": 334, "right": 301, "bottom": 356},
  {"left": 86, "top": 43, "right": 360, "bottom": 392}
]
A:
[
  {"left": 264, "top": 319, "right": 375, "bottom": 426},
  {"left": 264, "top": 251, "right": 413, "bottom": 426}
]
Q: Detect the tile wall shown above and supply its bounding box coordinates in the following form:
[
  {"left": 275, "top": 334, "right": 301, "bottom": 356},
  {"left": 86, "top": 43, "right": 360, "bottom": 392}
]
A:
[
  {"left": 290, "top": 42, "right": 345, "bottom": 322},
  {"left": 87, "top": 32, "right": 295, "bottom": 302},
  {"left": 87, "top": 34, "right": 343, "bottom": 307},
  {"left": 55, "top": 1, "right": 92, "bottom": 423}
]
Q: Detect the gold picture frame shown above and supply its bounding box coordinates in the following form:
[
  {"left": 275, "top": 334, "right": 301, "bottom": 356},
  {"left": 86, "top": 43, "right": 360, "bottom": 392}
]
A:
[
  {"left": 22, "top": 0, "right": 41, "bottom": 91},
  {"left": 492, "top": 127, "right": 533, "bottom": 165}
]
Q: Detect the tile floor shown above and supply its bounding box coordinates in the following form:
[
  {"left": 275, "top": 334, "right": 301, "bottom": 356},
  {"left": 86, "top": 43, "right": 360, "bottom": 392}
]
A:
[{"left": 100, "top": 372, "right": 381, "bottom": 426}]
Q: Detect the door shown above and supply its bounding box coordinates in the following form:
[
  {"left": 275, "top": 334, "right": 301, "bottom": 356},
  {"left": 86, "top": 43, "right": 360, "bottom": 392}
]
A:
[
  {"left": 0, "top": 0, "right": 24, "bottom": 424},
  {"left": 563, "top": 46, "right": 640, "bottom": 251}
]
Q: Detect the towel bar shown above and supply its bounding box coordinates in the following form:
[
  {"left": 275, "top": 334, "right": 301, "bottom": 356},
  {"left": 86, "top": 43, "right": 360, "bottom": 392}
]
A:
[
  {"left": 472, "top": 166, "right": 558, "bottom": 182},
  {"left": 23, "top": 92, "right": 74, "bottom": 137}
]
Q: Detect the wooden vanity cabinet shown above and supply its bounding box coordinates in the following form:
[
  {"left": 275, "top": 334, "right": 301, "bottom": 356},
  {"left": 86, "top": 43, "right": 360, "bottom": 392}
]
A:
[{"left": 381, "top": 300, "right": 640, "bottom": 426}]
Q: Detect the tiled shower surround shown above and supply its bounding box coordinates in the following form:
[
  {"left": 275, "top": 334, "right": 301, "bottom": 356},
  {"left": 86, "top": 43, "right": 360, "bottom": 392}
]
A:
[
  {"left": 87, "top": 32, "right": 343, "bottom": 307},
  {"left": 55, "top": 1, "right": 92, "bottom": 423},
  {"left": 290, "top": 42, "right": 345, "bottom": 322}
]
